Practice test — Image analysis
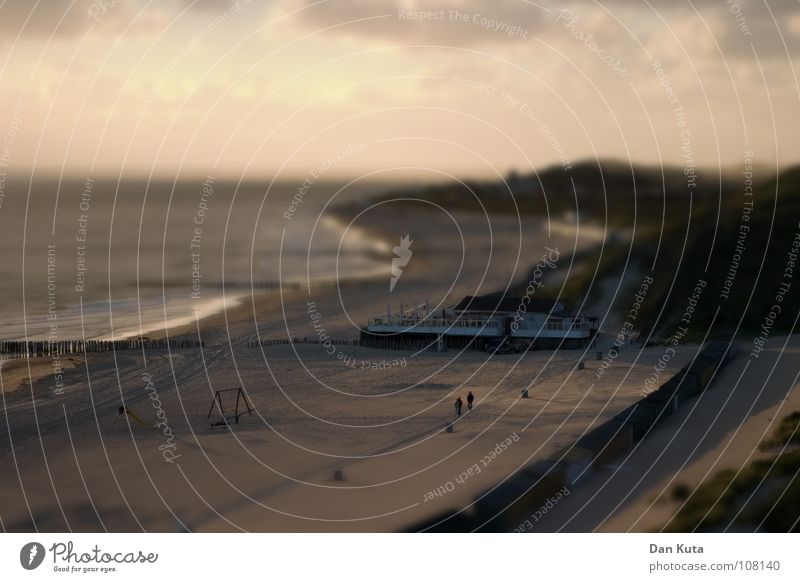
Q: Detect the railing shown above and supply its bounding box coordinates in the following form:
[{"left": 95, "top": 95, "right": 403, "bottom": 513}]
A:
[
  {"left": 368, "top": 316, "right": 593, "bottom": 332},
  {"left": 368, "top": 317, "right": 501, "bottom": 329},
  {"left": 543, "top": 319, "right": 592, "bottom": 331}
]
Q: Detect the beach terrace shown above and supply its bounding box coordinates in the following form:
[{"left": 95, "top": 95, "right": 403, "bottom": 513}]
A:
[{"left": 363, "top": 293, "right": 598, "bottom": 350}]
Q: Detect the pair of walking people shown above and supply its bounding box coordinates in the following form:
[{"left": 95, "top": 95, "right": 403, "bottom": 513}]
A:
[{"left": 455, "top": 391, "right": 475, "bottom": 417}]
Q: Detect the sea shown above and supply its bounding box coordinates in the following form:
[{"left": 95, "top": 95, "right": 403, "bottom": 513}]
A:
[{"left": 0, "top": 176, "right": 391, "bottom": 341}]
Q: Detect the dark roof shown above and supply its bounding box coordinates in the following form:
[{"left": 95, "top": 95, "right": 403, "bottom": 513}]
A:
[{"left": 451, "top": 292, "right": 563, "bottom": 314}]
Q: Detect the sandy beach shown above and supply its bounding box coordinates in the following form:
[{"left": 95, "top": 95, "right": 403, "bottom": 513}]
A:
[
  {"left": 0, "top": 328, "right": 699, "bottom": 531},
  {"left": 1, "top": 201, "right": 793, "bottom": 533},
  {"left": 0, "top": 202, "right": 665, "bottom": 532}
]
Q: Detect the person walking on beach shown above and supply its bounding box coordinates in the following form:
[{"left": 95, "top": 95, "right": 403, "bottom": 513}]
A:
[
  {"left": 455, "top": 396, "right": 463, "bottom": 417},
  {"left": 467, "top": 391, "right": 475, "bottom": 410}
]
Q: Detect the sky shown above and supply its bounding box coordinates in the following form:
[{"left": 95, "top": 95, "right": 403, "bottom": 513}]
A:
[{"left": 0, "top": 0, "right": 798, "bottom": 180}]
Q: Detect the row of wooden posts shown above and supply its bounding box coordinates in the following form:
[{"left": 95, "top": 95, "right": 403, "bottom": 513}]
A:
[{"left": 0, "top": 338, "right": 204, "bottom": 358}]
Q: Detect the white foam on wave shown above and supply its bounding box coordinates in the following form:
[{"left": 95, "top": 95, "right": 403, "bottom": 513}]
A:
[{"left": 0, "top": 292, "right": 247, "bottom": 341}]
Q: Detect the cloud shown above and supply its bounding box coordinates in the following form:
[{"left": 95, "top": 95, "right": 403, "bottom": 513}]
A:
[
  {"left": 269, "top": 0, "right": 552, "bottom": 46},
  {"left": 0, "top": 0, "right": 255, "bottom": 40},
  {"left": 0, "top": 0, "right": 99, "bottom": 38},
  {"left": 587, "top": 0, "right": 800, "bottom": 58},
  {"left": 713, "top": 0, "right": 800, "bottom": 57},
  {"left": 0, "top": 0, "right": 170, "bottom": 41},
  {"left": 4, "top": 0, "right": 795, "bottom": 60},
  {"left": 182, "top": 0, "right": 243, "bottom": 11},
  {"left": 266, "top": 0, "right": 799, "bottom": 58}
]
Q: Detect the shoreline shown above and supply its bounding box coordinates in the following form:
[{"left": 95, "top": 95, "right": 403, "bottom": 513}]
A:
[
  {"left": 0, "top": 275, "right": 380, "bottom": 394},
  {"left": 0, "top": 204, "right": 394, "bottom": 347}
]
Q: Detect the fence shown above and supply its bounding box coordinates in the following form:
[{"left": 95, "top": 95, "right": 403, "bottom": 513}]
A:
[{"left": 0, "top": 338, "right": 204, "bottom": 358}]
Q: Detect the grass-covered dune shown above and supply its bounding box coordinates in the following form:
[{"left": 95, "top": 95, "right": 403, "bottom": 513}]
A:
[{"left": 337, "top": 160, "right": 800, "bottom": 338}]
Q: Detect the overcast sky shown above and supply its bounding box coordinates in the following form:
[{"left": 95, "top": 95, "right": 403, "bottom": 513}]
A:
[{"left": 0, "top": 0, "right": 798, "bottom": 179}]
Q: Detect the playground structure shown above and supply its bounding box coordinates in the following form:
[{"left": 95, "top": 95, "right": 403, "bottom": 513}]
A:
[{"left": 207, "top": 387, "right": 253, "bottom": 428}]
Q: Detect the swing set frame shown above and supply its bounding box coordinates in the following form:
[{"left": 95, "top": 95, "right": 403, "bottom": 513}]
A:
[{"left": 207, "top": 387, "right": 253, "bottom": 427}]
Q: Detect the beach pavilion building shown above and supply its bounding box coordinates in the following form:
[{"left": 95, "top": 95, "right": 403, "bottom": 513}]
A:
[{"left": 361, "top": 291, "right": 598, "bottom": 351}]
